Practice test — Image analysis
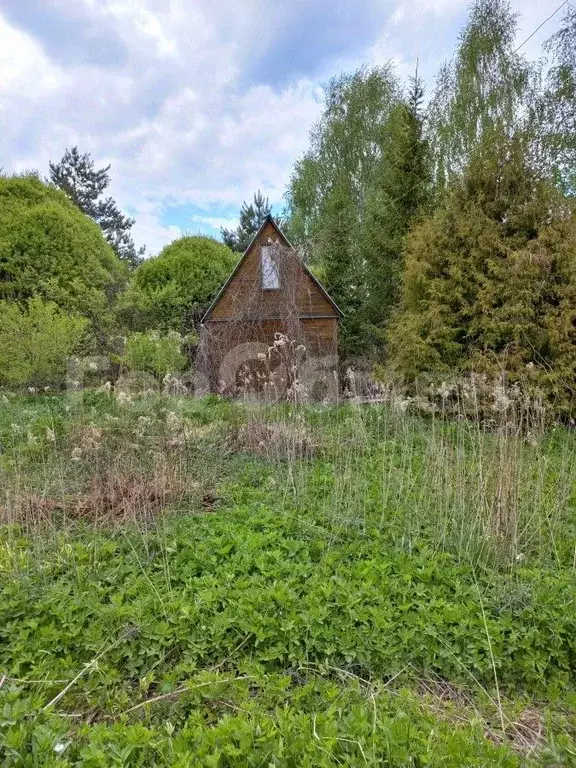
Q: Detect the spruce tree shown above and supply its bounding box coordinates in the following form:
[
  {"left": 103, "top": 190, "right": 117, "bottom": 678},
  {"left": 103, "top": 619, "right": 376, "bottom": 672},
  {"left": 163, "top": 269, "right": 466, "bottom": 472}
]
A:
[{"left": 359, "top": 67, "right": 431, "bottom": 355}]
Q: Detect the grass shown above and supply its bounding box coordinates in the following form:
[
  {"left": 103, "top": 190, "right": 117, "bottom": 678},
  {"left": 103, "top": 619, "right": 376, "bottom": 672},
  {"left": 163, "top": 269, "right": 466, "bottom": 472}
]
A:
[{"left": 0, "top": 389, "right": 575, "bottom": 765}]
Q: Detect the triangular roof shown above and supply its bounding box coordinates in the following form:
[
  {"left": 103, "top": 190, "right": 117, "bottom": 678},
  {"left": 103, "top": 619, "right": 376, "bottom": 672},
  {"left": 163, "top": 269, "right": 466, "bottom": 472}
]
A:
[{"left": 202, "top": 214, "right": 343, "bottom": 322}]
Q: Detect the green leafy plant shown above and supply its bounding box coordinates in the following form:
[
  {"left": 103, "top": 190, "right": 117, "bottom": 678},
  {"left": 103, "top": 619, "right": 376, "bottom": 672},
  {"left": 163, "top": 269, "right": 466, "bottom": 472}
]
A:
[
  {"left": 0, "top": 298, "right": 88, "bottom": 388},
  {"left": 122, "top": 331, "right": 189, "bottom": 379},
  {"left": 120, "top": 236, "right": 236, "bottom": 333},
  {"left": 0, "top": 174, "right": 127, "bottom": 343},
  {"left": 0, "top": 392, "right": 575, "bottom": 764}
]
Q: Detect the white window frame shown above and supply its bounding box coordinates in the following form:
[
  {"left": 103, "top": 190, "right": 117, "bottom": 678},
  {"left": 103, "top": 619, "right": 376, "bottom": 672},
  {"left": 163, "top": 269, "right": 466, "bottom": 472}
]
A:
[{"left": 261, "top": 246, "right": 280, "bottom": 290}]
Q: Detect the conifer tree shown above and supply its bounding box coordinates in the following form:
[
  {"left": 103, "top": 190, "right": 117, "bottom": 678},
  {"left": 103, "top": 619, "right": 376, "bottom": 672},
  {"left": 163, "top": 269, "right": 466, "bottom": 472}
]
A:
[
  {"left": 359, "top": 67, "right": 431, "bottom": 355},
  {"left": 388, "top": 133, "right": 576, "bottom": 411},
  {"left": 49, "top": 147, "right": 145, "bottom": 268},
  {"left": 286, "top": 66, "right": 401, "bottom": 357},
  {"left": 221, "top": 190, "right": 272, "bottom": 252}
]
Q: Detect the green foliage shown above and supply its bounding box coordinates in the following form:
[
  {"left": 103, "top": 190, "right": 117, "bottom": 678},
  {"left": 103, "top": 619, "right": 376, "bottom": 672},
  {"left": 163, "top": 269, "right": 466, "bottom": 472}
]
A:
[
  {"left": 122, "top": 331, "right": 188, "bottom": 378},
  {"left": 0, "top": 394, "right": 575, "bottom": 763},
  {"left": 0, "top": 174, "right": 128, "bottom": 344},
  {"left": 538, "top": 4, "right": 576, "bottom": 194},
  {"left": 0, "top": 480, "right": 575, "bottom": 762},
  {"left": 429, "top": 0, "right": 531, "bottom": 187},
  {"left": 0, "top": 298, "right": 88, "bottom": 388},
  {"left": 358, "top": 71, "right": 432, "bottom": 354},
  {"left": 120, "top": 236, "right": 236, "bottom": 333},
  {"left": 282, "top": 0, "right": 576, "bottom": 377},
  {"left": 0, "top": 676, "right": 534, "bottom": 766},
  {"left": 221, "top": 190, "right": 272, "bottom": 252},
  {"left": 388, "top": 134, "right": 576, "bottom": 412},
  {"left": 49, "top": 147, "right": 145, "bottom": 268},
  {"left": 379, "top": 0, "right": 576, "bottom": 409},
  {"left": 286, "top": 66, "right": 402, "bottom": 357}
]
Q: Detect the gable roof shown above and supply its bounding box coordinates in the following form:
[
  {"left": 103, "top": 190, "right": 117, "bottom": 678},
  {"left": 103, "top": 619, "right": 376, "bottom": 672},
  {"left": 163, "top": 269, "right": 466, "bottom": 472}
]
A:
[{"left": 201, "top": 214, "right": 343, "bottom": 322}]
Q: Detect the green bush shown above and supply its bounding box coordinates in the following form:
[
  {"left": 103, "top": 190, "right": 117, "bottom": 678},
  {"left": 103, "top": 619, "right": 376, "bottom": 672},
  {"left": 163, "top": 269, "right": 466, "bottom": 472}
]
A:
[
  {"left": 388, "top": 136, "right": 576, "bottom": 414},
  {"left": 122, "top": 331, "right": 188, "bottom": 378},
  {"left": 119, "top": 236, "right": 236, "bottom": 333},
  {"left": 0, "top": 298, "right": 88, "bottom": 388},
  {"left": 0, "top": 174, "right": 128, "bottom": 344}
]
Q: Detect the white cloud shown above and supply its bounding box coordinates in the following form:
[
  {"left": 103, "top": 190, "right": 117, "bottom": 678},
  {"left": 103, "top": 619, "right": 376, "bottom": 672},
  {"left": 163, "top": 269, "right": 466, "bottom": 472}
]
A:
[
  {"left": 0, "top": 1, "right": 325, "bottom": 253},
  {"left": 127, "top": 200, "right": 183, "bottom": 255},
  {"left": 133, "top": 217, "right": 182, "bottom": 257},
  {"left": 190, "top": 214, "right": 238, "bottom": 232},
  {"left": 0, "top": 0, "right": 567, "bottom": 255},
  {"left": 0, "top": 15, "right": 50, "bottom": 91},
  {"left": 390, "top": 0, "right": 466, "bottom": 25}
]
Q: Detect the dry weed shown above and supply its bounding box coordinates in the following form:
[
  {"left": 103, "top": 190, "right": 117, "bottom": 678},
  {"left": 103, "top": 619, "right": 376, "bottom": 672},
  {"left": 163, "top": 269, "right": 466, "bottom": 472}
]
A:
[
  {"left": 417, "top": 677, "right": 547, "bottom": 758},
  {"left": 1, "top": 466, "right": 197, "bottom": 528},
  {"left": 231, "top": 418, "right": 318, "bottom": 460}
]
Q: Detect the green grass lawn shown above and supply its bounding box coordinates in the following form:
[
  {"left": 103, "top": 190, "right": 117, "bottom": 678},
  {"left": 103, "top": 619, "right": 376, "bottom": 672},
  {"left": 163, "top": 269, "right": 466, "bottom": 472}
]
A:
[{"left": 1, "top": 392, "right": 575, "bottom": 765}]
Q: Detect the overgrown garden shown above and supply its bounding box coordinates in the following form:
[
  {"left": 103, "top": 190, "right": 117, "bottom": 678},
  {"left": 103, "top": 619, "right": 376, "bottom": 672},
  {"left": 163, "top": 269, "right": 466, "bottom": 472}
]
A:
[{"left": 1, "top": 1, "right": 576, "bottom": 764}]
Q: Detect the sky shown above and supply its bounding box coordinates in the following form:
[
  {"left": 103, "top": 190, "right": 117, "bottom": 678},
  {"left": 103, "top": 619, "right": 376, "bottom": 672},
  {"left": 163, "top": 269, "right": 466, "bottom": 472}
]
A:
[{"left": 0, "top": 0, "right": 567, "bottom": 255}]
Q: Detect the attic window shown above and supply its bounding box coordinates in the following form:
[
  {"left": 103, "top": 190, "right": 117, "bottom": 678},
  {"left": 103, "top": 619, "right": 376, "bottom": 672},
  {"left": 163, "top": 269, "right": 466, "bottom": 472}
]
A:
[{"left": 261, "top": 246, "right": 280, "bottom": 290}]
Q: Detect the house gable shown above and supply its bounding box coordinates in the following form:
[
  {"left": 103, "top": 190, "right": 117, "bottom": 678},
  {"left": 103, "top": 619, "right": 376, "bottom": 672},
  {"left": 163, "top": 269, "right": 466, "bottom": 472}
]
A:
[{"left": 202, "top": 215, "right": 342, "bottom": 323}]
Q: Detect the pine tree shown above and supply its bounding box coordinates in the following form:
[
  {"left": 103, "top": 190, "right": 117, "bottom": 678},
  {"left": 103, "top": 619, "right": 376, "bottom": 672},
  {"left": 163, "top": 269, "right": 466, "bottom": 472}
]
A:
[
  {"left": 221, "top": 190, "right": 272, "bottom": 252},
  {"left": 49, "top": 147, "right": 145, "bottom": 268}
]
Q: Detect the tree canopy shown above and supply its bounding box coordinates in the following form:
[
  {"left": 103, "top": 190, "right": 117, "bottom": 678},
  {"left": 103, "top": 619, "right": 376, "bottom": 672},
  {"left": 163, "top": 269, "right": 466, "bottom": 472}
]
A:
[
  {"left": 49, "top": 147, "right": 145, "bottom": 268},
  {"left": 221, "top": 191, "right": 272, "bottom": 253},
  {"left": 358, "top": 70, "right": 431, "bottom": 351},
  {"left": 0, "top": 174, "right": 128, "bottom": 344},
  {"left": 121, "top": 235, "right": 236, "bottom": 333},
  {"left": 387, "top": 133, "right": 576, "bottom": 410},
  {"left": 286, "top": 64, "right": 431, "bottom": 358},
  {"left": 428, "top": 0, "right": 531, "bottom": 187},
  {"left": 538, "top": 4, "right": 576, "bottom": 194}
]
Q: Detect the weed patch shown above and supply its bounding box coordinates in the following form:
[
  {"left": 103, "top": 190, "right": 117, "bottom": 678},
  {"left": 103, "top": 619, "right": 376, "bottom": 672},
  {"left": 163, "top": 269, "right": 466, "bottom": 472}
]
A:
[{"left": 1, "top": 392, "right": 575, "bottom": 764}]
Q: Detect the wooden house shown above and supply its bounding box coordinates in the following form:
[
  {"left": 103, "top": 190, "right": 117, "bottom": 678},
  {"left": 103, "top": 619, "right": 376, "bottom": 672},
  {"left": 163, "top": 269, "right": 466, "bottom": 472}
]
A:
[{"left": 197, "top": 215, "right": 341, "bottom": 397}]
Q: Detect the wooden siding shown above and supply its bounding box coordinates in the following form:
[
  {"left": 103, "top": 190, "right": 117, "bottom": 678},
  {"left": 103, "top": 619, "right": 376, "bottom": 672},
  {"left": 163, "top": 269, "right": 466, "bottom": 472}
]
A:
[
  {"left": 199, "top": 217, "right": 339, "bottom": 396},
  {"left": 208, "top": 220, "right": 337, "bottom": 321},
  {"left": 198, "top": 317, "right": 337, "bottom": 395}
]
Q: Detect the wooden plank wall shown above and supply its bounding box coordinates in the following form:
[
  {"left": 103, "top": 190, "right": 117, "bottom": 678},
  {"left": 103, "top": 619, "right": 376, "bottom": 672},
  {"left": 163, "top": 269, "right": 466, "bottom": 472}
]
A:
[
  {"left": 199, "top": 220, "right": 339, "bottom": 395},
  {"left": 209, "top": 221, "right": 337, "bottom": 321}
]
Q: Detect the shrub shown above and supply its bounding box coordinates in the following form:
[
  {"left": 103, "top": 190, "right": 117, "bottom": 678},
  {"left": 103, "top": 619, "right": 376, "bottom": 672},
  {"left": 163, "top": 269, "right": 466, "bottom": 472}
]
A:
[
  {"left": 0, "top": 174, "right": 127, "bottom": 343},
  {"left": 122, "top": 331, "right": 188, "bottom": 378},
  {"left": 0, "top": 298, "right": 88, "bottom": 388},
  {"left": 119, "top": 236, "right": 236, "bottom": 333},
  {"left": 388, "top": 136, "right": 576, "bottom": 415}
]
